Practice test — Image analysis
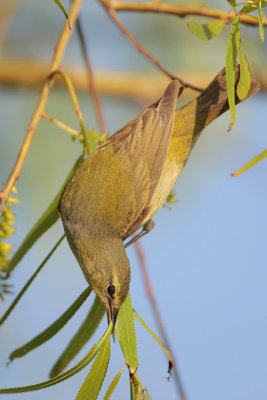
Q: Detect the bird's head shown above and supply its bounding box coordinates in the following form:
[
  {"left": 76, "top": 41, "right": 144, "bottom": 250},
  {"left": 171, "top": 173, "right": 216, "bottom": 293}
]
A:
[{"left": 85, "top": 240, "right": 131, "bottom": 329}]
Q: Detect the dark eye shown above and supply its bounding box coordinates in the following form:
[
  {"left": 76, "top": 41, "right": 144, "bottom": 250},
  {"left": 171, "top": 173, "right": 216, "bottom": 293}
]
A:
[{"left": 107, "top": 285, "right": 115, "bottom": 296}]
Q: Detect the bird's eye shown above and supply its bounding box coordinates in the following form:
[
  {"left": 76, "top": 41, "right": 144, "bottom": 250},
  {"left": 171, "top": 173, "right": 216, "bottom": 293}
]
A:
[{"left": 107, "top": 285, "right": 115, "bottom": 296}]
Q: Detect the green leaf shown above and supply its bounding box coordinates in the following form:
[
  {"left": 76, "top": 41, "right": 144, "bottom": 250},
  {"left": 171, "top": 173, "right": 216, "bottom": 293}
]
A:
[
  {"left": 52, "top": 0, "right": 71, "bottom": 29},
  {"left": 130, "top": 373, "right": 150, "bottom": 400},
  {"left": 133, "top": 310, "right": 172, "bottom": 363},
  {"left": 85, "top": 127, "right": 98, "bottom": 153},
  {"left": 226, "top": 16, "right": 240, "bottom": 129},
  {"left": 50, "top": 295, "right": 105, "bottom": 378},
  {"left": 259, "top": 1, "right": 265, "bottom": 41},
  {"left": 76, "top": 339, "right": 110, "bottom": 400},
  {"left": 0, "top": 235, "right": 65, "bottom": 327},
  {"left": 133, "top": 373, "right": 146, "bottom": 392},
  {"left": 103, "top": 365, "right": 125, "bottom": 400},
  {"left": 187, "top": 20, "right": 225, "bottom": 40},
  {"left": 0, "top": 323, "right": 113, "bottom": 394},
  {"left": 118, "top": 293, "right": 138, "bottom": 374},
  {"left": 237, "top": 45, "right": 251, "bottom": 100},
  {"left": 6, "top": 156, "right": 83, "bottom": 276},
  {"left": 9, "top": 287, "right": 92, "bottom": 361},
  {"left": 241, "top": 3, "right": 258, "bottom": 13},
  {"left": 227, "top": 0, "right": 236, "bottom": 6},
  {"left": 241, "top": 1, "right": 267, "bottom": 13},
  {"left": 130, "top": 379, "right": 139, "bottom": 400},
  {"left": 231, "top": 149, "right": 267, "bottom": 176}
]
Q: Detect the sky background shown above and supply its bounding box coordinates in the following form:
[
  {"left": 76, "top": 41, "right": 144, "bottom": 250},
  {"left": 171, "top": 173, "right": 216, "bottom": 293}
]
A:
[{"left": 0, "top": 1, "right": 266, "bottom": 400}]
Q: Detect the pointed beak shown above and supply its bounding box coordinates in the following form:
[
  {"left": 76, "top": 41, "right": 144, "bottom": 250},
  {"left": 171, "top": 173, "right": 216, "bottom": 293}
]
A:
[{"left": 107, "top": 299, "right": 119, "bottom": 333}]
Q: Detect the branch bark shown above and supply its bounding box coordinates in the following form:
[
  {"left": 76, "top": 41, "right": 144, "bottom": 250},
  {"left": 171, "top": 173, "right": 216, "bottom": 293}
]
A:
[
  {"left": 99, "top": 0, "right": 203, "bottom": 91},
  {"left": 134, "top": 240, "right": 187, "bottom": 400},
  {"left": 108, "top": 1, "right": 267, "bottom": 27}
]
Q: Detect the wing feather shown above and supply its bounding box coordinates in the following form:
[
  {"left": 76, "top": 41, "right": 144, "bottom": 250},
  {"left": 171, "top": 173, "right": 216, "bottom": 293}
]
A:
[{"left": 97, "top": 80, "right": 181, "bottom": 236}]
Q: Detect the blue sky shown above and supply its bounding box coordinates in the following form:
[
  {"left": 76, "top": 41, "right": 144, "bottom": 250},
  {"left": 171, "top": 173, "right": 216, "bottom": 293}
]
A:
[{"left": 0, "top": 1, "right": 266, "bottom": 399}]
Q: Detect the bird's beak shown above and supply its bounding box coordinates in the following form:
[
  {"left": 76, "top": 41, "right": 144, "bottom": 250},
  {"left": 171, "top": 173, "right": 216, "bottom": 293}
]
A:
[{"left": 107, "top": 299, "right": 119, "bottom": 334}]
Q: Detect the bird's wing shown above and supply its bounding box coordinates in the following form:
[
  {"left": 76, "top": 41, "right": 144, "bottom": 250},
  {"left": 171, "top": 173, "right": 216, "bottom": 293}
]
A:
[{"left": 98, "top": 80, "right": 181, "bottom": 236}]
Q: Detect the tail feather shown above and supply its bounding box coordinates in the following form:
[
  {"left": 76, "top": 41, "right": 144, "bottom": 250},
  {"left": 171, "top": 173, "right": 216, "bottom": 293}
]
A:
[
  {"left": 148, "top": 65, "right": 260, "bottom": 221},
  {"left": 179, "top": 65, "right": 261, "bottom": 148}
]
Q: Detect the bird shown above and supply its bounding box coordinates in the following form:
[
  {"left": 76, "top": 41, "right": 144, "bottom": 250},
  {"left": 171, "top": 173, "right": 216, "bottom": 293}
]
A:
[{"left": 58, "top": 66, "right": 260, "bottom": 328}]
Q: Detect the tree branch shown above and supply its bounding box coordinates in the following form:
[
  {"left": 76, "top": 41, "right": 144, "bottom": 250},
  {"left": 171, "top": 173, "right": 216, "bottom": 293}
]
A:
[
  {"left": 134, "top": 240, "right": 187, "bottom": 400},
  {"left": 99, "top": 0, "right": 203, "bottom": 92},
  {"left": 6, "top": 59, "right": 258, "bottom": 99},
  {"left": 42, "top": 112, "right": 80, "bottom": 138},
  {"left": 76, "top": 17, "right": 107, "bottom": 133},
  {"left": 0, "top": 0, "right": 20, "bottom": 54},
  {"left": 108, "top": 1, "right": 267, "bottom": 27},
  {"left": 0, "top": 0, "right": 85, "bottom": 217}
]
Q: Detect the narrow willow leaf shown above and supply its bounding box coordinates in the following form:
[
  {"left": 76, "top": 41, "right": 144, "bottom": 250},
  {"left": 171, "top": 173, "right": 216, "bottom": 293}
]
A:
[
  {"left": 0, "top": 323, "right": 113, "bottom": 394},
  {"left": 231, "top": 149, "right": 267, "bottom": 176},
  {"left": 76, "top": 340, "right": 110, "bottom": 400},
  {"left": 226, "top": 16, "right": 240, "bottom": 129},
  {"left": 241, "top": 0, "right": 267, "bottom": 13},
  {"left": 237, "top": 45, "right": 251, "bottom": 100},
  {"left": 187, "top": 20, "right": 225, "bottom": 40},
  {"left": 86, "top": 127, "right": 98, "bottom": 153},
  {"left": 133, "top": 310, "right": 172, "bottom": 363},
  {"left": 52, "top": 0, "right": 71, "bottom": 29},
  {"left": 133, "top": 373, "right": 146, "bottom": 392},
  {"left": 103, "top": 364, "right": 126, "bottom": 400},
  {"left": 259, "top": 1, "right": 265, "bottom": 41},
  {"left": 50, "top": 295, "right": 105, "bottom": 378},
  {"left": 227, "top": 0, "right": 236, "bottom": 6},
  {"left": 9, "top": 287, "right": 92, "bottom": 361},
  {"left": 118, "top": 293, "right": 138, "bottom": 374},
  {"left": 7, "top": 156, "right": 83, "bottom": 275},
  {"left": 131, "top": 373, "right": 151, "bottom": 400},
  {"left": 130, "top": 379, "right": 139, "bottom": 400},
  {"left": 0, "top": 235, "right": 65, "bottom": 327}
]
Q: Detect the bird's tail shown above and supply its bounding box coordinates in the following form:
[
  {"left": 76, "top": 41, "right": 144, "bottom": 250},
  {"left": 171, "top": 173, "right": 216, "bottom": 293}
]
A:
[
  {"left": 169, "top": 65, "right": 261, "bottom": 176},
  {"left": 174, "top": 65, "right": 260, "bottom": 149}
]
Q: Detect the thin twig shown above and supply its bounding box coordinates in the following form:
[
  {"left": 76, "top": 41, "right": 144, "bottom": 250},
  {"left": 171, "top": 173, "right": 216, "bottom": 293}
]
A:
[
  {"left": 0, "top": 0, "right": 20, "bottom": 54},
  {"left": 99, "top": 0, "right": 202, "bottom": 92},
  {"left": 48, "top": 69, "right": 91, "bottom": 154},
  {"left": 134, "top": 240, "right": 187, "bottom": 400},
  {"left": 0, "top": 0, "right": 84, "bottom": 218},
  {"left": 42, "top": 112, "right": 80, "bottom": 138},
  {"left": 107, "top": 1, "right": 267, "bottom": 27},
  {"left": 76, "top": 17, "right": 107, "bottom": 133}
]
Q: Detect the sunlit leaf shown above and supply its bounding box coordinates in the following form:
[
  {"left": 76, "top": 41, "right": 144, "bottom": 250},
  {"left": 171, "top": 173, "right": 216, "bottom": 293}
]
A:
[
  {"left": 133, "top": 310, "right": 172, "bottom": 362},
  {"left": 118, "top": 293, "right": 138, "bottom": 374},
  {"left": 103, "top": 365, "right": 126, "bottom": 400},
  {"left": 227, "top": 0, "right": 236, "bottom": 6},
  {"left": 76, "top": 340, "right": 110, "bottom": 400},
  {"left": 133, "top": 373, "right": 146, "bottom": 392},
  {"left": 130, "top": 379, "right": 139, "bottom": 400},
  {"left": 226, "top": 16, "right": 240, "bottom": 129},
  {"left": 9, "top": 287, "right": 92, "bottom": 361},
  {"left": 7, "top": 156, "right": 83, "bottom": 276},
  {"left": 241, "top": 0, "right": 267, "bottom": 13},
  {"left": 50, "top": 295, "right": 105, "bottom": 378},
  {"left": 237, "top": 45, "right": 251, "bottom": 99},
  {"left": 0, "top": 323, "right": 113, "bottom": 394},
  {"left": 129, "top": 373, "right": 150, "bottom": 400},
  {"left": 0, "top": 235, "right": 65, "bottom": 327},
  {"left": 52, "top": 0, "right": 71, "bottom": 29},
  {"left": 259, "top": 1, "right": 265, "bottom": 41},
  {"left": 231, "top": 149, "right": 267, "bottom": 176},
  {"left": 187, "top": 20, "right": 225, "bottom": 40}
]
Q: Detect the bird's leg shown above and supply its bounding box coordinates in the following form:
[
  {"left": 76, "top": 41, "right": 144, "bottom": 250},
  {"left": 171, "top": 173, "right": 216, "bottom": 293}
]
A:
[{"left": 124, "top": 220, "right": 155, "bottom": 248}]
